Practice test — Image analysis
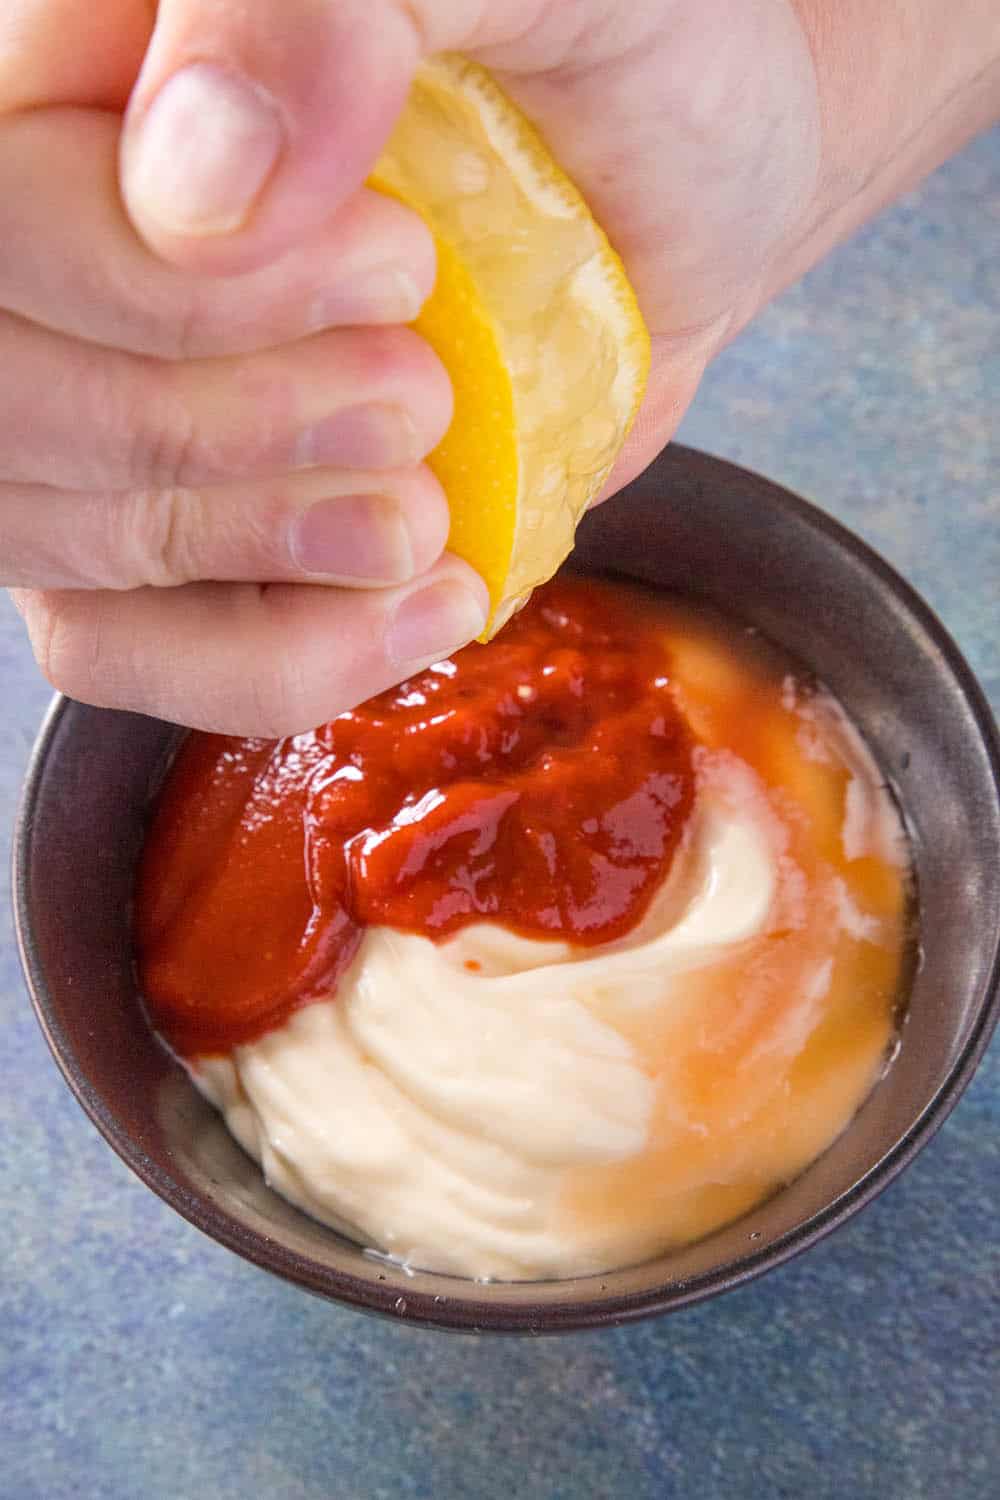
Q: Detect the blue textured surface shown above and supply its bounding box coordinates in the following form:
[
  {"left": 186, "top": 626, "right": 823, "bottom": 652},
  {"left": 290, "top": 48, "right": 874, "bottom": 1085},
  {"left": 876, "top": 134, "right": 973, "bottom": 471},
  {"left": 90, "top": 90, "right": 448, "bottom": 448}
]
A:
[{"left": 2, "top": 130, "right": 998, "bottom": 1500}]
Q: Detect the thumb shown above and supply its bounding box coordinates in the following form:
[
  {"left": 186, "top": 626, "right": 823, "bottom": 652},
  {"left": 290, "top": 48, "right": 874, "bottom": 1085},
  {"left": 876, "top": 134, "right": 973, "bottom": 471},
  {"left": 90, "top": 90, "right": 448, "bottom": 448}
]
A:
[{"left": 120, "top": 0, "right": 448, "bottom": 275}]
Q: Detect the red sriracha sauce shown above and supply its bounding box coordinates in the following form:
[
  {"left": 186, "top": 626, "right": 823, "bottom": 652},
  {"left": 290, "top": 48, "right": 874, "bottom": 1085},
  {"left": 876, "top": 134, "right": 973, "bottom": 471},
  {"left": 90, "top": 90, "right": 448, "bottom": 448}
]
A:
[{"left": 136, "top": 576, "right": 696, "bottom": 1057}]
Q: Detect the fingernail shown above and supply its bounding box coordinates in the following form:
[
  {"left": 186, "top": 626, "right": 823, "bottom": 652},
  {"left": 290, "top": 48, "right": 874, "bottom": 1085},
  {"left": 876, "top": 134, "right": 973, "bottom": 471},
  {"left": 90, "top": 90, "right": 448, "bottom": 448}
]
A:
[
  {"left": 310, "top": 269, "right": 424, "bottom": 328},
  {"left": 296, "top": 405, "right": 421, "bottom": 469},
  {"left": 386, "top": 579, "right": 488, "bottom": 668},
  {"left": 290, "top": 495, "right": 415, "bottom": 584},
  {"left": 129, "top": 64, "right": 283, "bottom": 236}
]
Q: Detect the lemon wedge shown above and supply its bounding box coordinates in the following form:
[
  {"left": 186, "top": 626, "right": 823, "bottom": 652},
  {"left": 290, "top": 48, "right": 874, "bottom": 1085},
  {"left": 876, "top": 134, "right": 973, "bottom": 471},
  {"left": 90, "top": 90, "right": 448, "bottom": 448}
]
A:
[{"left": 369, "top": 55, "right": 650, "bottom": 635}]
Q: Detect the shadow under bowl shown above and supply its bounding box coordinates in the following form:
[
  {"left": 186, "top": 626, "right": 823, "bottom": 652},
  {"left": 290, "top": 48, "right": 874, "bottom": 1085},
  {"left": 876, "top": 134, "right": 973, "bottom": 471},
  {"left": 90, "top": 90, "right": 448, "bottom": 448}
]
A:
[{"left": 14, "top": 445, "right": 1000, "bottom": 1333}]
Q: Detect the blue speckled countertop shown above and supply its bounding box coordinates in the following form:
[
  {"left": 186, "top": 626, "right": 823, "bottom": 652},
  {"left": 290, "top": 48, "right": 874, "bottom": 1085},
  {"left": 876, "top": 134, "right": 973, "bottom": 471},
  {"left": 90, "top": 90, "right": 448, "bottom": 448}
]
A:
[{"left": 2, "top": 131, "right": 997, "bottom": 1500}]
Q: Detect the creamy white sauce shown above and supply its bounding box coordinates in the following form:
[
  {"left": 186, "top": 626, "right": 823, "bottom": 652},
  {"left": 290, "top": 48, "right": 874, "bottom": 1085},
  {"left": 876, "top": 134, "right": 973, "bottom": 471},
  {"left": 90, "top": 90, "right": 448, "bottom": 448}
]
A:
[{"left": 192, "top": 786, "right": 780, "bottom": 1280}]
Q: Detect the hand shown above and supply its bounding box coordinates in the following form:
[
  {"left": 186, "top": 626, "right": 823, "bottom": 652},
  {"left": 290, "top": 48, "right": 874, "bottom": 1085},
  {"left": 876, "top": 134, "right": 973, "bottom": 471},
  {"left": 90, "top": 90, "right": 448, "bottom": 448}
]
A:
[
  {"left": 2, "top": 0, "right": 485, "bottom": 734},
  {"left": 5, "top": 1, "right": 997, "bottom": 733}
]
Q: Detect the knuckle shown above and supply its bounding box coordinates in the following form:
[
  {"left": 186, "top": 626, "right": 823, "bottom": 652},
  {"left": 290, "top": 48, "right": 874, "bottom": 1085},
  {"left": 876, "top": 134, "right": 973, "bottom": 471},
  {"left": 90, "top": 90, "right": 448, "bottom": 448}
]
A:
[
  {"left": 123, "top": 488, "right": 200, "bottom": 588},
  {"left": 85, "top": 355, "right": 203, "bottom": 489},
  {"left": 131, "top": 377, "right": 202, "bottom": 488},
  {"left": 132, "top": 362, "right": 289, "bottom": 487}
]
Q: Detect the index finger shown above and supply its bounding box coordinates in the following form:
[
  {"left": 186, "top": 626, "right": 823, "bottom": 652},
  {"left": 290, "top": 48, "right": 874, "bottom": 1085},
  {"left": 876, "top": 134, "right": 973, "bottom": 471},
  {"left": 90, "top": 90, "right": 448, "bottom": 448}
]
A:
[{"left": 0, "top": 111, "right": 435, "bottom": 357}]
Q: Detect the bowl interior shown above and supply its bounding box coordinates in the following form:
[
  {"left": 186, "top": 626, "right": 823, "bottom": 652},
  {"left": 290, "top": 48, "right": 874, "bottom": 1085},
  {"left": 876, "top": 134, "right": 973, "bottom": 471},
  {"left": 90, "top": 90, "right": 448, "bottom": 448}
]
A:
[{"left": 15, "top": 445, "right": 1000, "bottom": 1332}]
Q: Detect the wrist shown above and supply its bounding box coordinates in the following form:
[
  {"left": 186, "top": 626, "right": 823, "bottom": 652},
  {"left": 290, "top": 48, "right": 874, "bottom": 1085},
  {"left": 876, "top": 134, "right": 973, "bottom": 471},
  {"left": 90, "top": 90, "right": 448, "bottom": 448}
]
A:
[{"left": 764, "top": 0, "right": 1000, "bottom": 304}]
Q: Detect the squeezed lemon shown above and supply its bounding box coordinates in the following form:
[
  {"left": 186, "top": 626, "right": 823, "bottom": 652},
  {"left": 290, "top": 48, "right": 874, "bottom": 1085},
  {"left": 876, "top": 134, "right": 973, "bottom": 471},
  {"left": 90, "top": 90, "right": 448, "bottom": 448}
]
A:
[{"left": 370, "top": 55, "right": 650, "bottom": 634}]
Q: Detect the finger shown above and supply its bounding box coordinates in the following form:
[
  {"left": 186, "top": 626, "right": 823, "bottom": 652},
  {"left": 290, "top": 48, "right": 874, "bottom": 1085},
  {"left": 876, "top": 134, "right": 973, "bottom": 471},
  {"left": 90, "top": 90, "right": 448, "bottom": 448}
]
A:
[
  {"left": 0, "top": 466, "right": 450, "bottom": 591},
  {"left": 0, "top": 111, "right": 435, "bottom": 358},
  {"left": 21, "top": 556, "right": 490, "bottom": 736},
  {"left": 0, "top": 0, "right": 151, "bottom": 113},
  {"left": 0, "top": 314, "right": 452, "bottom": 490},
  {"left": 7, "top": 117, "right": 431, "bottom": 354}
]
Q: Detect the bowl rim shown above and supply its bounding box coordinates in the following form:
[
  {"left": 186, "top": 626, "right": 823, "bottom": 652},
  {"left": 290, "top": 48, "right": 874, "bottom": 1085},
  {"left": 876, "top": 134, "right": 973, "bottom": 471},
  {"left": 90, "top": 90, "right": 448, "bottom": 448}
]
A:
[{"left": 13, "top": 444, "right": 1000, "bottom": 1333}]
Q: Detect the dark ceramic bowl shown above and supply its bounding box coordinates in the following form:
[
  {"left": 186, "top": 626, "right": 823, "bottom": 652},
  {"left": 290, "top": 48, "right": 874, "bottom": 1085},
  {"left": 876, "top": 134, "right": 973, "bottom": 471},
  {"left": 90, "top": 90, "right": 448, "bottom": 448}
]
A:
[{"left": 14, "top": 445, "right": 1000, "bottom": 1333}]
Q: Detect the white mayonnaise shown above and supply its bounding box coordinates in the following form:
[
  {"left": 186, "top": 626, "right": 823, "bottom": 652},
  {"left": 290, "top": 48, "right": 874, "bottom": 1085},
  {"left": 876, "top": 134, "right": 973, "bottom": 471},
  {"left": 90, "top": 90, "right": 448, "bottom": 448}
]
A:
[{"left": 192, "top": 789, "right": 779, "bottom": 1280}]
